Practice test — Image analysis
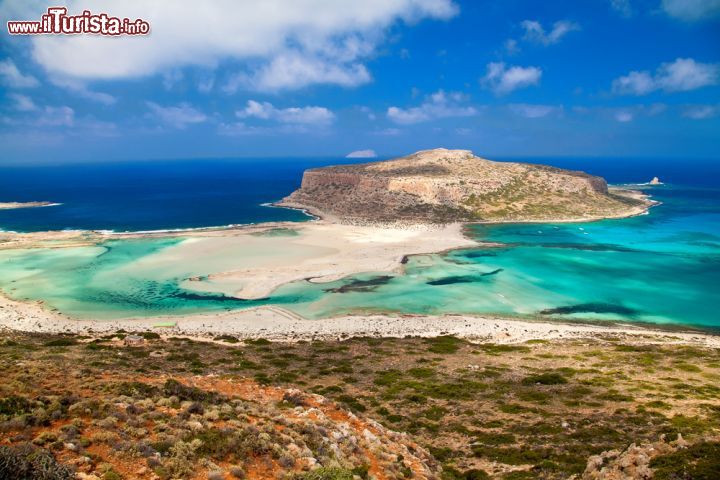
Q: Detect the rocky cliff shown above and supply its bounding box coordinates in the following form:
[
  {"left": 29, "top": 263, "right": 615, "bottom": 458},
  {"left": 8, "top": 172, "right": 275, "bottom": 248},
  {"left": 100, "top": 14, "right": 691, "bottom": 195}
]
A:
[{"left": 278, "top": 148, "right": 650, "bottom": 224}]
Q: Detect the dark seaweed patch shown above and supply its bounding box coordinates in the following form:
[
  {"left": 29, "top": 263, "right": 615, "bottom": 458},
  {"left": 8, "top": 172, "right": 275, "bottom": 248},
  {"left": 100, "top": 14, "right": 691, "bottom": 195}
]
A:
[
  {"left": 480, "top": 268, "right": 503, "bottom": 277},
  {"left": 427, "top": 268, "right": 502, "bottom": 286},
  {"left": 427, "top": 275, "right": 477, "bottom": 286},
  {"left": 537, "top": 243, "right": 639, "bottom": 253},
  {"left": 172, "top": 291, "right": 266, "bottom": 303},
  {"left": 540, "top": 303, "right": 639, "bottom": 316},
  {"left": 462, "top": 251, "right": 498, "bottom": 259},
  {"left": 324, "top": 275, "right": 394, "bottom": 293}
]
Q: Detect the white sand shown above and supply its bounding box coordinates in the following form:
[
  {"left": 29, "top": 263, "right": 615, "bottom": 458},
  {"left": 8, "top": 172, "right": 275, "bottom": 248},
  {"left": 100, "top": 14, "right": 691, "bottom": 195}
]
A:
[
  {"left": 193, "top": 222, "right": 478, "bottom": 299},
  {"left": 1, "top": 293, "right": 717, "bottom": 347}
]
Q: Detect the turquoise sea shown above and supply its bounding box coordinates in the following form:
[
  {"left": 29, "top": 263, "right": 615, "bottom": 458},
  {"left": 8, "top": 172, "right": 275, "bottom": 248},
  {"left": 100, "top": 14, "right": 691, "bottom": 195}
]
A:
[{"left": 0, "top": 158, "right": 718, "bottom": 330}]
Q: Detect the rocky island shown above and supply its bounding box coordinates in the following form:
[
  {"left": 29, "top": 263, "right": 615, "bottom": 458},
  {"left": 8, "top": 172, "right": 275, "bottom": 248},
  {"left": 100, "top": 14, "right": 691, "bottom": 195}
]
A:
[
  {"left": 279, "top": 148, "right": 652, "bottom": 224},
  {"left": 0, "top": 201, "right": 56, "bottom": 210}
]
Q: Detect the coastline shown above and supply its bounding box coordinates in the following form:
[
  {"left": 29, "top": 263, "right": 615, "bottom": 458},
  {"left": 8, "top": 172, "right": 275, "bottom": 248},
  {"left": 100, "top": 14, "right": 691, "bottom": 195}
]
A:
[
  {"left": 1, "top": 291, "right": 718, "bottom": 347},
  {"left": 276, "top": 185, "right": 657, "bottom": 227},
  {"left": 0, "top": 186, "right": 673, "bottom": 341}
]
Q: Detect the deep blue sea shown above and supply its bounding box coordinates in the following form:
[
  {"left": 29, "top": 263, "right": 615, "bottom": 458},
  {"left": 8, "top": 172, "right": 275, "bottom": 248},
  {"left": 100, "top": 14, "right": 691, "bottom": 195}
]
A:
[
  {"left": 0, "top": 159, "right": 346, "bottom": 232},
  {"left": 0, "top": 157, "right": 718, "bottom": 330}
]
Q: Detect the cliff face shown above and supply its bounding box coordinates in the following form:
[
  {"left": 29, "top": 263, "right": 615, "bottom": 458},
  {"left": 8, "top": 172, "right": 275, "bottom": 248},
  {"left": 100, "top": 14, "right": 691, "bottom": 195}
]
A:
[{"left": 279, "top": 149, "right": 647, "bottom": 224}]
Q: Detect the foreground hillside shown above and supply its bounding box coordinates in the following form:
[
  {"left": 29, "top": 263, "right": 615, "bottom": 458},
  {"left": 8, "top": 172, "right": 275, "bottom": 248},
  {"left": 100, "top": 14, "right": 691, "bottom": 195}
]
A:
[
  {"left": 1, "top": 332, "right": 718, "bottom": 479},
  {"left": 279, "top": 149, "right": 651, "bottom": 224}
]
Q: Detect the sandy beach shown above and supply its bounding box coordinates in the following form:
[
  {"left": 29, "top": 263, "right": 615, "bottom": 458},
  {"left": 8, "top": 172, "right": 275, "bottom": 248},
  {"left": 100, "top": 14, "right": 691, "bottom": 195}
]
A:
[
  {"left": 1, "top": 291, "right": 717, "bottom": 347},
  {"left": 186, "top": 222, "right": 478, "bottom": 299}
]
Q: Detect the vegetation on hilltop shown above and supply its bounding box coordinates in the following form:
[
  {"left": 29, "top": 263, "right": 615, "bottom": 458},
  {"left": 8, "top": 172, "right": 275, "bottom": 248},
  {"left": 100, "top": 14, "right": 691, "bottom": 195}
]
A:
[{"left": 0, "top": 333, "right": 718, "bottom": 479}]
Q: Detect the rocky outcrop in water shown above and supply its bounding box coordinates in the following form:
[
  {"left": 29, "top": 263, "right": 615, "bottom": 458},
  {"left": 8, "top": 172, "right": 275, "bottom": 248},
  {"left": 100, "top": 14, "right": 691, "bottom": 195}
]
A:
[
  {"left": 278, "top": 148, "right": 651, "bottom": 224},
  {"left": 0, "top": 201, "right": 55, "bottom": 210}
]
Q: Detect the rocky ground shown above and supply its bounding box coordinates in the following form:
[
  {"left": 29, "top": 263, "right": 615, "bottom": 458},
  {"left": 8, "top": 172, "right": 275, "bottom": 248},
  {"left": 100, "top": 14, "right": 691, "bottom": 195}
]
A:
[{"left": 1, "top": 332, "right": 718, "bottom": 479}]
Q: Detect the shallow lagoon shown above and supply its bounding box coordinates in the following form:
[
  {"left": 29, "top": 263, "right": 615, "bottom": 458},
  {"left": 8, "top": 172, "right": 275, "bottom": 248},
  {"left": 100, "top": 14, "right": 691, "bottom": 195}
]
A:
[
  {"left": 0, "top": 182, "right": 720, "bottom": 327},
  {"left": 0, "top": 184, "right": 718, "bottom": 329}
]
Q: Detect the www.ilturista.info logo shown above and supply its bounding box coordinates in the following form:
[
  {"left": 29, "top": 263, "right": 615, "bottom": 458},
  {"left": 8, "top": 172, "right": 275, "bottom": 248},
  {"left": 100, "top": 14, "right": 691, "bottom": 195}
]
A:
[{"left": 7, "top": 7, "right": 150, "bottom": 36}]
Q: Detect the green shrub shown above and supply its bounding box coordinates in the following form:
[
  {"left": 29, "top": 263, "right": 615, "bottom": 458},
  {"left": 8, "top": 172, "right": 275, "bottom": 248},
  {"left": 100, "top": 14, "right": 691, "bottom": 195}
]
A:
[
  {"left": 477, "top": 344, "right": 529, "bottom": 355},
  {"left": 408, "top": 367, "right": 436, "bottom": 378},
  {"left": 650, "top": 441, "right": 720, "bottom": 480},
  {"left": 442, "top": 466, "right": 490, "bottom": 480},
  {"left": 0, "top": 443, "right": 74, "bottom": 480},
  {"left": 103, "top": 470, "right": 122, "bottom": 480},
  {"left": 336, "top": 395, "right": 366, "bottom": 412},
  {"left": 193, "top": 428, "right": 232, "bottom": 458},
  {"left": 425, "top": 336, "right": 464, "bottom": 354},
  {"left": 293, "top": 468, "right": 356, "bottom": 480},
  {"left": 522, "top": 373, "right": 568, "bottom": 385},
  {"left": 113, "top": 382, "right": 159, "bottom": 398},
  {"left": 214, "top": 335, "right": 239, "bottom": 344},
  {"left": 162, "top": 379, "right": 221, "bottom": 403},
  {"left": 43, "top": 338, "right": 77, "bottom": 347},
  {"left": 0, "top": 396, "right": 34, "bottom": 417}
]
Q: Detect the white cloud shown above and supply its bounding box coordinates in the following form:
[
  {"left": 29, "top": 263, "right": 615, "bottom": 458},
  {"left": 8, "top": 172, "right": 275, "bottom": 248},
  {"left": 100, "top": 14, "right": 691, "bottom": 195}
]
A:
[
  {"left": 504, "top": 39, "right": 520, "bottom": 55},
  {"left": 683, "top": 104, "right": 719, "bottom": 119},
  {"left": 509, "top": 104, "right": 562, "bottom": 118},
  {"left": 657, "top": 58, "right": 719, "bottom": 91},
  {"left": 372, "top": 127, "right": 402, "bottom": 136},
  {"left": 36, "top": 106, "right": 75, "bottom": 127},
  {"left": 346, "top": 149, "right": 377, "bottom": 158},
  {"left": 615, "top": 111, "right": 634, "bottom": 122},
  {"left": 520, "top": 20, "right": 580, "bottom": 45},
  {"left": 237, "top": 100, "right": 335, "bottom": 125},
  {"left": 612, "top": 71, "right": 655, "bottom": 95},
  {"left": 0, "top": 59, "right": 39, "bottom": 88},
  {"left": 2, "top": 0, "right": 457, "bottom": 92},
  {"left": 661, "top": 0, "right": 720, "bottom": 21},
  {"left": 8, "top": 93, "right": 37, "bottom": 112},
  {"left": 162, "top": 70, "right": 184, "bottom": 91},
  {"left": 482, "top": 62, "right": 542, "bottom": 95},
  {"left": 613, "top": 58, "right": 719, "bottom": 95},
  {"left": 358, "top": 106, "right": 376, "bottom": 120},
  {"left": 227, "top": 53, "right": 371, "bottom": 92},
  {"left": 387, "top": 90, "right": 477, "bottom": 124},
  {"left": 218, "top": 122, "right": 271, "bottom": 136},
  {"left": 51, "top": 78, "right": 117, "bottom": 105},
  {"left": 146, "top": 102, "right": 207, "bottom": 129},
  {"left": 610, "top": 0, "right": 633, "bottom": 17},
  {"left": 198, "top": 76, "right": 215, "bottom": 93},
  {"left": 647, "top": 103, "right": 667, "bottom": 116}
]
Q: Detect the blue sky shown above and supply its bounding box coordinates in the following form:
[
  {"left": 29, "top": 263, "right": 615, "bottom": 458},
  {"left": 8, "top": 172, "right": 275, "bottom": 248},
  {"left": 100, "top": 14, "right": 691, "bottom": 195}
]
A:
[{"left": 0, "top": 0, "right": 718, "bottom": 164}]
